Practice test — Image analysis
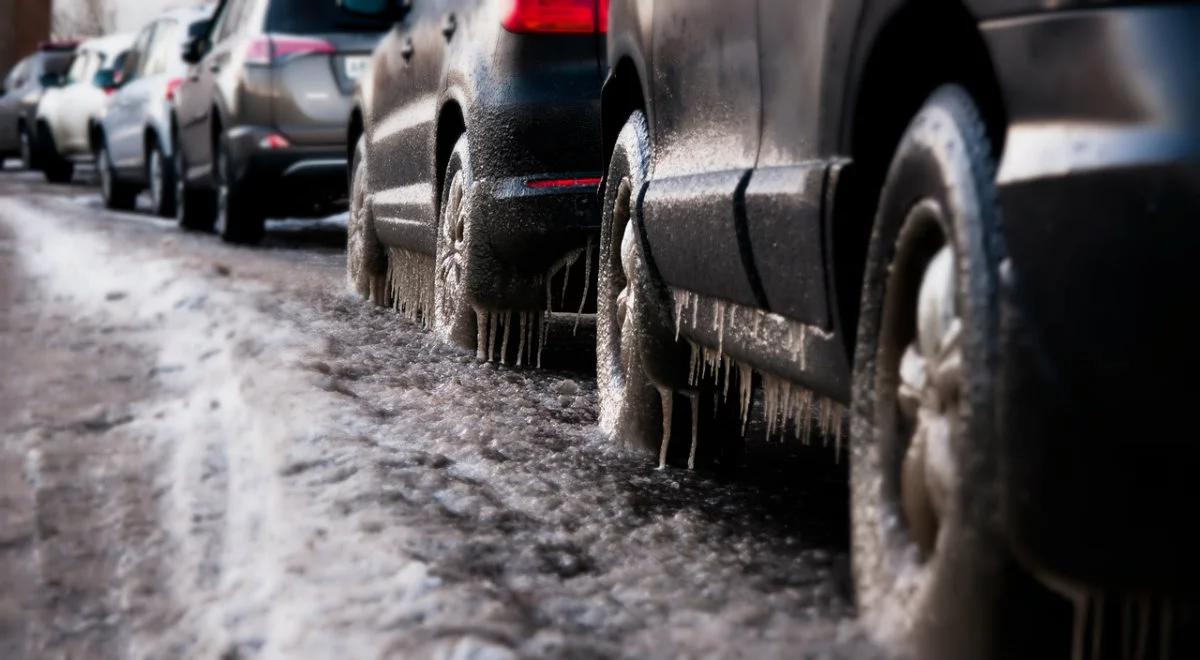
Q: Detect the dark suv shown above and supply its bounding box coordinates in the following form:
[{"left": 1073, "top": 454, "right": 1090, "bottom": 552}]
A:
[
  {"left": 600, "top": 1, "right": 1199, "bottom": 658},
  {"left": 0, "top": 42, "right": 77, "bottom": 170},
  {"left": 174, "top": 0, "right": 392, "bottom": 242},
  {"left": 346, "top": 0, "right": 604, "bottom": 360}
]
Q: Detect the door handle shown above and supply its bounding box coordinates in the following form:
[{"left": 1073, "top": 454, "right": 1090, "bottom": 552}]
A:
[
  {"left": 442, "top": 13, "right": 457, "bottom": 39},
  {"left": 400, "top": 38, "right": 414, "bottom": 61}
]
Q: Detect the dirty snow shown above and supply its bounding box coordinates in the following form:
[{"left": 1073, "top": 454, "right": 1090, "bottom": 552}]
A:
[{"left": 0, "top": 171, "right": 882, "bottom": 658}]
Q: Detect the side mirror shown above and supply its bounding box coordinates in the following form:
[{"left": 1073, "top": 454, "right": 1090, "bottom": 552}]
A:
[
  {"left": 39, "top": 72, "right": 62, "bottom": 88},
  {"left": 182, "top": 37, "right": 209, "bottom": 65},
  {"left": 93, "top": 69, "right": 118, "bottom": 92}
]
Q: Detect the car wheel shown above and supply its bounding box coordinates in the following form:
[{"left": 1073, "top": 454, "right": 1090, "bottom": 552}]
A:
[
  {"left": 596, "top": 111, "right": 691, "bottom": 459},
  {"left": 96, "top": 143, "right": 138, "bottom": 211},
  {"left": 214, "top": 137, "right": 264, "bottom": 245},
  {"left": 174, "top": 139, "right": 215, "bottom": 231},
  {"left": 432, "top": 134, "right": 477, "bottom": 349},
  {"left": 37, "top": 124, "right": 74, "bottom": 183},
  {"left": 850, "top": 85, "right": 1065, "bottom": 659},
  {"left": 148, "top": 139, "right": 177, "bottom": 218},
  {"left": 347, "top": 135, "right": 390, "bottom": 306}
]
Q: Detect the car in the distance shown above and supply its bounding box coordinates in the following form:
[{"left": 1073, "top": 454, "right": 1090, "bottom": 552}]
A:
[
  {"left": 34, "top": 33, "right": 134, "bottom": 183},
  {"left": 175, "top": 0, "right": 390, "bottom": 242},
  {"left": 93, "top": 7, "right": 213, "bottom": 216},
  {"left": 0, "top": 41, "right": 79, "bottom": 170},
  {"left": 345, "top": 0, "right": 605, "bottom": 360}
]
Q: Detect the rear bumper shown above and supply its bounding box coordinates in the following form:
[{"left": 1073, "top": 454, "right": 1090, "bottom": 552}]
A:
[
  {"left": 227, "top": 124, "right": 348, "bottom": 217},
  {"left": 984, "top": 4, "right": 1200, "bottom": 592},
  {"left": 464, "top": 175, "right": 600, "bottom": 310}
]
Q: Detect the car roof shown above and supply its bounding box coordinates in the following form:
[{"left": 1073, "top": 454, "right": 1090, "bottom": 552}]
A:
[
  {"left": 155, "top": 3, "right": 216, "bottom": 26},
  {"left": 79, "top": 33, "right": 136, "bottom": 58}
]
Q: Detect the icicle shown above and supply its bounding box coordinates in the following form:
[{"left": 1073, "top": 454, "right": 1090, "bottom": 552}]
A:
[
  {"left": 687, "top": 391, "right": 699, "bottom": 470},
  {"left": 499, "top": 310, "right": 512, "bottom": 365},
  {"left": 487, "top": 311, "right": 498, "bottom": 362},
  {"left": 560, "top": 250, "right": 581, "bottom": 308},
  {"left": 674, "top": 291, "right": 686, "bottom": 340},
  {"left": 739, "top": 363, "right": 753, "bottom": 433},
  {"left": 656, "top": 386, "right": 674, "bottom": 469},
  {"left": 691, "top": 293, "right": 699, "bottom": 329},
  {"left": 475, "top": 308, "right": 489, "bottom": 360},
  {"left": 721, "top": 352, "right": 732, "bottom": 401},
  {"left": 714, "top": 302, "right": 727, "bottom": 354},
  {"left": 575, "top": 236, "right": 592, "bottom": 334},
  {"left": 537, "top": 311, "right": 547, "bottom": 368},
  {"left": 832, "top": 404, "right": 844, "bottom": 458},
  {"left": 516, "top": 312, "right": 528, "bottom": 366}
]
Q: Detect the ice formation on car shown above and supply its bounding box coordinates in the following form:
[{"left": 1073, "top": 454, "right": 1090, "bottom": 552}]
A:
[{"left": 385, "top": 247, "right": 435, "bottom": 328}]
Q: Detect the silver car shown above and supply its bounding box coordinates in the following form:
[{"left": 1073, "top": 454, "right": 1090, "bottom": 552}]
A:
[
  {"left": 34, "top": 33, "right": 134, "bottom": 183},
  {"left": 0, "top": 43, "right": 77, "bottom": 170},
  {"left": 94, "top": 6, "right": 214, "bottom": 215}
]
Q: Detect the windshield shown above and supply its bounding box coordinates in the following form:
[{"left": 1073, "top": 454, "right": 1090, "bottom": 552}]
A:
[{"left": 265, "top": 0, "right": 395, "bottom": 34}]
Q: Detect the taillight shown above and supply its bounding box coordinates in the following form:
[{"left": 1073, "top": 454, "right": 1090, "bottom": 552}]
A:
[
  {"left": 501, "top": 0, "right": 606, "bottom": 34},
  {"left": 245, "top": 35, "right": 336, "bottom": 66},
  {"left": 165, "top": 77, "right": 184, "bottom": 102},
  {"left": 526, "top": 176, "right": 602, "bottom": 189}
]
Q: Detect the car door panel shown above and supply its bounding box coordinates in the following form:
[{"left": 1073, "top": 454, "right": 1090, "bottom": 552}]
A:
[
  {"left": 369, "top": 0, "right": 460, "bottom": 253},
  {"left": 640, "top": 0, "right": 763, "bottom": 307}
]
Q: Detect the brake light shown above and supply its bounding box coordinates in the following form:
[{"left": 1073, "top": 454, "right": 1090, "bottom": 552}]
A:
[
  {"left": 165, "top": 77, "right": 184, "bottom": 102},
  {"left": 259, "top": 133, "right": 291, "bottom": 149},
  {"left": 501, "top": 0, "right": 605, "bottom": 34},
  {"left": 245, "top": 35, "right": 336, "bottom": 66},
  {"left": 526, "top": 176, "right": 602, "bottom": 189}
]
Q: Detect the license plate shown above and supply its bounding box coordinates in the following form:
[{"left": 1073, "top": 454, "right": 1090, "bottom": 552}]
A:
[{"left": 343, "top": 56, "right": 370, "bottom": 81}]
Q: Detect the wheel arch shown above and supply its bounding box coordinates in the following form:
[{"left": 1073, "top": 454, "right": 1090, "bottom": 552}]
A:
[
  {"left": 434, "top": 99, "right": 466, "bottom": 217},
  {"left": 830, "top": 0, "right": 1008, "bottom": 358},
  {"left": 600, "top": 56, "right": 648, "bottom": 177}
]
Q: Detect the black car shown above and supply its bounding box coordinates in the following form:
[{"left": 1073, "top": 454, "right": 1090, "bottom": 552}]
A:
[
  {"left": 600, "top": 1, "right": 1199, "bottom": 657},
  {"left": 345, "top": 0, "right": 604, "bottom": 359},
  {"left": 0, "top": 42, "right": 77, "bottom": 170},
  {"left": 174, "top": 0, "right": 392, "bottom": 242}
]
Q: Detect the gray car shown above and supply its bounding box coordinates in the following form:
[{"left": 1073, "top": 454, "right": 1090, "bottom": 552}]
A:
[
  {"left": 93, "top": 7, "right": 213, "bottom": 216},
  {"left": 0, "top": 43, "right": 78, "bottom": 169},
  {"left": 175, "top": 0, "right": 390, "bottom": 242}
]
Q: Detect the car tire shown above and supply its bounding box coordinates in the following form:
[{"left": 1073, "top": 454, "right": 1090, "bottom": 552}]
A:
[
  {"left": 174, "top": 138, "right": 215, "bottom": 231},
  {"left": 595, "top": 111, "right": 692, "bottom": 459},
  {"left": 849, "top": 85, "right": 1066, "bottom": 659},
  {"left": 347, "top": 135, "right": 389, "bottom": 305},
  {"left": 96, "top": 142, "right": 138, "bottom": 211},
  {"left": 432, "top": 134, "right": 477, "bottom": 349},
  {"left": 37, "top": 123, "right": 74, "bottom": 183},
  {"left": 148, "top": 138, "right": 177, "bottom": 218},
  {"left": 214, "top": 137, "right": 264, "bottom": 245}
]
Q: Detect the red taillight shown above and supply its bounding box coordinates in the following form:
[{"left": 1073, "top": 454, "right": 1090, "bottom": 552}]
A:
[
  {"left": 259, "top": 133, "right": 291, "bottom": 150},
  {"left": 501, "top": 0, "right": 605, "bottom": 34},
  {"left": 246, "top": 35, "right": 336, "bottom": 66},
  {"left": 165, "top": 77, "right": 184, "bottom": 102},
  {"left": 526, "top": 176, "right": 602, "bottom": 189}
]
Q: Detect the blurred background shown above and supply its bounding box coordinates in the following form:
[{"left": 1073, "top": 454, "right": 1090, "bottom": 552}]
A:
[{"left": 1, "top": 0, "right": 196, "bottom": 74}]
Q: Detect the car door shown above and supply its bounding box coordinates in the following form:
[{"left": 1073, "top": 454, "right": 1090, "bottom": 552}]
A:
[
  {"left": 58, "top": 50, "right": 97, "bottom": 152},
  {"left": 745, "top": 0, "right": 845, "bottom": 329},
  {"left": 178, "top": 0, "right": 245, "bottom": 180},
  {"left": 109, "top": 24, "right": 157, "bottom": 169},
  {"left": 369, "top": 0, "right": 461, "bottom": 250},
  {"left": 641, "top": 0, "right": 764, "bottom": 310}
]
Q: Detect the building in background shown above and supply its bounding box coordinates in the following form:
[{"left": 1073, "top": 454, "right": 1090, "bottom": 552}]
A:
[
  {"left": 51, "top": 0, "right": 204, "bottom": 38},
  {"left": 0, "top": 0, "right": 52, "bottom": 78}
]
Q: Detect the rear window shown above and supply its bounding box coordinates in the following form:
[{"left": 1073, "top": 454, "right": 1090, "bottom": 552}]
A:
[
  {"left": 266, "top": 0, "right": 394, "bottom": 34},
  {"left": 41, "top": 52, "right": 75, "bottom": 76}
]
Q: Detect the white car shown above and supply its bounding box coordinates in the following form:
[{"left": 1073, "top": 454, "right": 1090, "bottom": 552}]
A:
[
  {"left": 34, "top": 34, "right": 133, "bottom": 183},
  {"left": 95, "top": 6, "right": 213, "bottom": 216}
]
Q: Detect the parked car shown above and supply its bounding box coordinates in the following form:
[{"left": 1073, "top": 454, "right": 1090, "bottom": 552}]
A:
[
  {"left": 600, "top": 1, "right": 1199, "bottom": 658},
  {"left": 344, "top": 0, "right": 604, "bottom": 358},
  {"left": 0, "top": 42, "right": 79, "bottom": 170},
  {"left": 93, "top": 7, "right": 214, "bottom": 216},
  {"left": 33, "top": 33, "right": 134, "bottom": 183},
  {"left": 174, "top": 0, "right": 390, "bottom": 242}
]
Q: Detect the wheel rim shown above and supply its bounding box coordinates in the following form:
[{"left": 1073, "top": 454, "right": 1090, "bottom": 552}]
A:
[
  {"left": 149, "top": 150, "right": 163, "bottom": 209},
  {"left": 600, "top": 177, "right": 637, "bottom": 394},
  {"left": 880, "top": 201, "right": 965, "bottom": 562},
  {"left": 99, "top": 148, "right": 112, "bottom": 199},
  {"left": 215, "top": 147, "right": 228, "bottom": 234},
  {"left": 174, "top": 149, "right": 186, "bottom": 220},
  {"left": 436, "top": 171, "right": 466, "bottom": 317},
  {"left": 19, "top": 130, "right": 31, "bottom": 166}
]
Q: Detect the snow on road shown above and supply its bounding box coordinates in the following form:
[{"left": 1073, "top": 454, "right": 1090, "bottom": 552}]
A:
[{"left": 0, "top": 173, "right": 881, "bottom": 659}]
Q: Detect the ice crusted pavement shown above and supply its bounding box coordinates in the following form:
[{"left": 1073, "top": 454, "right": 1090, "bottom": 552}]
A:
[{"left": 0, "top": 172, "right": 884, "bottom": 659}]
